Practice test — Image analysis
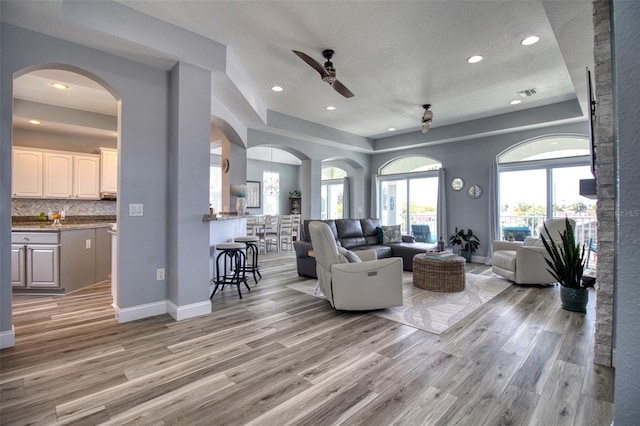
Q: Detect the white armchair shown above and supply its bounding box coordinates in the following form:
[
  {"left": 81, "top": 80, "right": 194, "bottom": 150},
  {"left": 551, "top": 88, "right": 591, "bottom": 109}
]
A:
[
  {"left": 308, "top": 221, "right": 403, "bottom": 310},
  {"left": 492, "top": 218, "right": 576, "bottom": 285}
]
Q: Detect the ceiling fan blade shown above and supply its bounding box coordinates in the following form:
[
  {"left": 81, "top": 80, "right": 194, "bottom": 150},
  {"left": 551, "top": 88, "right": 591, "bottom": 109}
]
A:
[
  {"left": 331, "top": 80, "right": 355, "bottom": 98},
  {"left": 292, "top": 50, "right": 328, "bottom": 78}
]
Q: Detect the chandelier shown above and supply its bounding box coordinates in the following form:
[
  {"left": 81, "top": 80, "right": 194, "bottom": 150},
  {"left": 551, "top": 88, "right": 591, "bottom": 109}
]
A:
[{"left": 264, "top": 147, "right": 280, "bottom": 196}]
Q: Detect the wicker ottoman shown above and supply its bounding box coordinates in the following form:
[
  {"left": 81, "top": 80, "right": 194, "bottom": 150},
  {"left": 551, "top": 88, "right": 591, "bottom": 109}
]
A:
[{"left": 412, "top": 254, "right": 466, "bottom": 292}]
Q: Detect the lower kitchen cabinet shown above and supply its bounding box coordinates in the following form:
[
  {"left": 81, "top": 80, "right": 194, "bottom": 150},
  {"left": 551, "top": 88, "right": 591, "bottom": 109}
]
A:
[
  {"left": 12, "top": 226, "right": 112, "bottom": 293},
  {"left": 11, "top": 233, "right": 60, "bottom": 288}
]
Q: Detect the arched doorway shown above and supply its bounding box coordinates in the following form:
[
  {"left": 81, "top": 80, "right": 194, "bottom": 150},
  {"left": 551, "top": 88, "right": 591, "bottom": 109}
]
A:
[{"left": 11, "top": 65, "right": 120, "bottom": 315}]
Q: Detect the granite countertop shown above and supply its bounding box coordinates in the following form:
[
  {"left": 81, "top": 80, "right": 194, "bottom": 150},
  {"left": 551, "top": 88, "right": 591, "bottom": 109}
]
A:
[
  {"left": 202, "top": 214, "right": 253, "bottom": 221},
  {"left": 12, "top": 215, "right": 116, "bottom": 232}
]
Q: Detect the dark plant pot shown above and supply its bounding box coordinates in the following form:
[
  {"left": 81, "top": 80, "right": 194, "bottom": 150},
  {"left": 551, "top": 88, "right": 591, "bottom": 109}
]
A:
[
  {"left": 459, "top": 250, "right": 472, "bottom": 263},
  {"left": 560, "top": 286, "right": 589, "bottom": 313}
]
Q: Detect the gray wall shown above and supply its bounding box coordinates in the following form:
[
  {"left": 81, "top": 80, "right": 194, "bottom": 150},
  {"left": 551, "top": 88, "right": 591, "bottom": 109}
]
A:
[
  {"left": 1, "top": 23, "right": 171, "bottom": 335},
  {"left": 612, "top": 0, "right": 640, "bottom": 422},
  {"left": 371, "top": 122, "right": 589, "bottom": 258},
  {"left": 13, "top": 128, "right": 117, "bottom": 153},
  {"left": 246, "top": 158, "right": 300, "bottom": 215}
]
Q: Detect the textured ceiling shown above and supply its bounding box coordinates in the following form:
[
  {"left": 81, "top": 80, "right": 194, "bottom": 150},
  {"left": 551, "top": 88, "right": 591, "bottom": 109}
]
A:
[{"left": 2, "top": 0, "right": 594, "bottom": 141}]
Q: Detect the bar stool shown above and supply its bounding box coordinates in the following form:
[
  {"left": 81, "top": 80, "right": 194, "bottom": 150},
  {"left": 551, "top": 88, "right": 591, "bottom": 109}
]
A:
[
  {"left": 234, "top": 236, "right": 262, "bottom": 284},
  {"left": 211, "top": 242, "right": 250, "bottom": 299}
]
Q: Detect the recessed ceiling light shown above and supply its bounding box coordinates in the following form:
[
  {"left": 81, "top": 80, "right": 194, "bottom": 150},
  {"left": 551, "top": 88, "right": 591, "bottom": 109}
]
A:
[
  {"left": 388, "top": 128, "right": 396, "bottom": 132},
  {"left": 467, "top": 55, "right": 484, "bottom": 64},
  {"left": 50, "top": 82, "right": 69, "bottom": 90},
  {"left": 28, "top": 119, "right": 42, "bottom": 125},
  {"left": 326, "top": 106, "right": 336, "bottom": 111},
  {"left": 510, "top": 99, "right": 522, "bottom": 105},
  {"left": 521, "top": 36, "right": 540, "bottom": 46},
  {"left": 271, "top": 85, "right": 283, "bottom": 92}
]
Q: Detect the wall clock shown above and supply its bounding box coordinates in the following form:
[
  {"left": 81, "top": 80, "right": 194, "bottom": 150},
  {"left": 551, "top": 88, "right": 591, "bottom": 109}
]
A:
[
  {"left": 222, "top": 158, "right": 230, "bottom": 174},
  {"left": 451, "top": 178, "right": 464, "bottom": 191},
  {"left": 468, "top": 184, "right": 482, "bottom": 198}
]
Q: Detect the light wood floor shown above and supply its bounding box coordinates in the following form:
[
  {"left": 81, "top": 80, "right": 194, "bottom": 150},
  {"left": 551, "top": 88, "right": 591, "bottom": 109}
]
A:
[{"left": 1, "top": 251, "right": 614, "bottom": 425}]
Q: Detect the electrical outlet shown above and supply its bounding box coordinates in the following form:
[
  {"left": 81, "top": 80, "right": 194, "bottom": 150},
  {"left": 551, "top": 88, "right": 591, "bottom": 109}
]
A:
[
  {"left": 129, "top": 204, "right": 144, "bottom": 216},
  {"left": 156, "top": 268, "right": 165, "bottom": 281},
  {"left": 85, "top": 239, "right": 92, "bottom": 249}
]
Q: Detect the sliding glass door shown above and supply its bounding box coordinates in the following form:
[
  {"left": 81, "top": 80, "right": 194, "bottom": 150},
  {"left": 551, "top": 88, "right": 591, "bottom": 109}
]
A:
[{"left": 379, "top": 173, "right": 438, "bottom": 241}]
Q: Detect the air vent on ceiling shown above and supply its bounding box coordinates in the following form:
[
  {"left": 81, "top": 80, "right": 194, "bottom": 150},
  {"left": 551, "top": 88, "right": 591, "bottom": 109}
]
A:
[{"left": 518, "top": 88, "right": 538, "bottom": 97}]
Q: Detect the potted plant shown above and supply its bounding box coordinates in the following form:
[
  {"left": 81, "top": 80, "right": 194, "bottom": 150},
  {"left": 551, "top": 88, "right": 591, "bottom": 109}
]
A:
[
  {"left": 540, "top": 217, "right": 594, "bottom": 313},
  {"left": 448, "top": 228, "right": 480, "bottom": 262},
  {"left": 507, "top": 232, "right": 515, "bottom": 242}
]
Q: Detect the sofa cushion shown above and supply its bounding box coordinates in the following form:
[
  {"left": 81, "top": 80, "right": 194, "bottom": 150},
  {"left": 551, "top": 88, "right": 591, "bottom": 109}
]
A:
[
  {"left": 360, "top": 218, "right": 382, "bottom": 245},
  {"left": 493, "top": 250, "right": 517, "bottom": 271},
  {"left": 303, "top": 220, "right": 339, "bottom": 244},
  {"left": 353, "top": 244, "right": 392, "bottom": 259},
  {"left": 336, "top": 219, "right": 367, "bottom": 249},
  {"left": 381, "top": 225, "right": 402, "bottom": 243}
]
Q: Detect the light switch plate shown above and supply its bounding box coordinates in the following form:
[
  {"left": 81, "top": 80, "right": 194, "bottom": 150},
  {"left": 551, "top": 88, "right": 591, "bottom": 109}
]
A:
[
  {"left": 129, "top": 204, "right": 144, "bottom": 216},
  {"left": 85, "top": 239, "right": 92, "bottom": 249}
]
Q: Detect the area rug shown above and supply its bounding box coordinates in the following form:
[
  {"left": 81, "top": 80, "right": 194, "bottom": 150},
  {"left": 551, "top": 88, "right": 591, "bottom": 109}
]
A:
[{"left": 286, "top": 273, "right": 511, "bottom": 335}]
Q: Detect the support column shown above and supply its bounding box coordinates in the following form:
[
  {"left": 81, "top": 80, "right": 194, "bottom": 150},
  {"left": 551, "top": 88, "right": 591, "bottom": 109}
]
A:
[{"left": 167, "top": 62, "right": 212, "bottom": 320}]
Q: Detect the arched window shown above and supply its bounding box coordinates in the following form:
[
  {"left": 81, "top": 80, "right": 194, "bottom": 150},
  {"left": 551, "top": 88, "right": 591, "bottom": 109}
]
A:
[
  {"left": 378, "top": 156, "right": 441, "bottom": 241},
  {"left": 321, "top": 166, "right": 348, "bottom": 219},
  {"left": 497, "top": 136, "right": 595, "bottom": 250}
]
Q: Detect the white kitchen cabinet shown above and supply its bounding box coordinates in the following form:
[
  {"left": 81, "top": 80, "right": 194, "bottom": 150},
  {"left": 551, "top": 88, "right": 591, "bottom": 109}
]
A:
[
  {"left": 43, "top": 152, "right": 73, "bottom": 198},
  {"left": 12, "top": 149, "right": 43, "bottom": 197},
  {"left": 73, "top": 155, "right": 100, "bottom": 199},
  {"left": 12, "top": 148, "right": 101, "bottom": 200},
  {"left": 100, "top": 147, "right": 118, "bottom": 194}
]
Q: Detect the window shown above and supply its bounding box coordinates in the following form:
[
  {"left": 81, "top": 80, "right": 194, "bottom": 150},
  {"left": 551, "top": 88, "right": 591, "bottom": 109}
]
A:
[
  {"left": 378, "top": 156, "right": 441, "bottom": 240},
  {"left": 263, "top": 170, "right": 279, "bottom": 215},
  {"left": 209, "top": 166, "right": 221, "bottom": 213},
  {"left": 498, "top": 137, "right": 595, "bottom": 246},
  {"left": 321, "top": 167, "right": 347, "bottom": 219}
]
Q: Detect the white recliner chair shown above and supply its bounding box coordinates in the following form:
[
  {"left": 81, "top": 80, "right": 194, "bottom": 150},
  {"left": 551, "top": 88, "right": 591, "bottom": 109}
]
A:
[
  {"left": 492, "top": 218, "right": 576, "bottom": 285},
  {"left": 308, "top": 221, "right": 403, "bottom": 310}
]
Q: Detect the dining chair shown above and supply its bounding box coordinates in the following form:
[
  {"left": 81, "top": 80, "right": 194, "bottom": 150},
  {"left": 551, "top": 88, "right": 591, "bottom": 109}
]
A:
[
  {"left": 260, "top": 215, "right": 279, "bottom": 253},
  {"left": 291, "top": 214, "right": 302, "bottom": 241},
  {"left": 245, "top": 216, "right": 257, "bottom": 236},
  {"left": 277, "top": 215, "right": 294, "bottom": 251}
]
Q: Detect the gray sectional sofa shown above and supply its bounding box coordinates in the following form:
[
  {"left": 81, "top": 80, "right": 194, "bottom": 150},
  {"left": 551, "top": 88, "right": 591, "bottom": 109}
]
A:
[{"left": 293, "top": 218, "right": 437, "bottom": 278}]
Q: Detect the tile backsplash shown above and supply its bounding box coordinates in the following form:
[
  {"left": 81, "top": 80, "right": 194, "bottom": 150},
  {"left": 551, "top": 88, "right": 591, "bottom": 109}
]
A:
[{"left": 12, "top": 199, "right": 117, "bottom": 216}]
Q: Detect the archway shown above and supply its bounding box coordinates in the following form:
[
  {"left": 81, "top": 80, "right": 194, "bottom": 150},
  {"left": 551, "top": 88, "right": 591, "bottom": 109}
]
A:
[{"left": 11, "top": 65, "right": 120, "bottom": 320}]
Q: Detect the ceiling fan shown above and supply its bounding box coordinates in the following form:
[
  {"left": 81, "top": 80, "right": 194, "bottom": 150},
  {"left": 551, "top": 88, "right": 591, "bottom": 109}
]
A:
[
  {"left": 292, "top": 49, "right": 354, "bottom": 98},
  {"left": 421, "top": 104, "right": 433, "bottom": 133}
]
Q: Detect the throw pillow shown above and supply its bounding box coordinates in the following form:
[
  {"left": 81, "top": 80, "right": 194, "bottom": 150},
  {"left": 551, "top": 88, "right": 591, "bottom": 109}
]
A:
[
  {"left": 376, "top": 226, "right": 384, "bottom": 244},
  {"left": 381, "top": 225, "right": 402, "bottom": 244},
  {"left": 338, "top": 247, "right": 362, "bottom": 263}
]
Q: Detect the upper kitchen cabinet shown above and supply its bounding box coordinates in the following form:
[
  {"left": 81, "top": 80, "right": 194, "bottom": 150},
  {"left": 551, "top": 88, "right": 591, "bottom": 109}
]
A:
[
  {"left": 100, "top": 148, "right": 118, "bottom": 195},
  {"left": 73, "top": 155, "right": 100, "bottom": 199},
  {"left": 12, "top": 149, "right": 43, "bottom": 197},
  {"left": 12, "top": 147, "right": 101, "bottom": 199},
  {"left": 43, "top": 152, "right": 73, "bottom": 198}
]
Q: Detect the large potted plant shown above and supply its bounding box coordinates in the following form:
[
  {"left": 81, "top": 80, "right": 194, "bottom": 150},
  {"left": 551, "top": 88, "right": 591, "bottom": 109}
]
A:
[
  {"left": 448, "top": 228, "right": 480, "bottom": 262},
  {"left": 540, "top": 217, "right": 594, "bottom": 312}
]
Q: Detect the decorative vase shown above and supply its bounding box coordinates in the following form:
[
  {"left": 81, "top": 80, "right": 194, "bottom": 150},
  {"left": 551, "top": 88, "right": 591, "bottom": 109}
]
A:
[
  {"left": 236, "top": 197, "right": 247, "bottom": 216},
  {"left": 560, "top": 286, "right": 589, "bottom": 313},
  {"left": 459, "top": 249, "right": 471, "bottom": 263}
]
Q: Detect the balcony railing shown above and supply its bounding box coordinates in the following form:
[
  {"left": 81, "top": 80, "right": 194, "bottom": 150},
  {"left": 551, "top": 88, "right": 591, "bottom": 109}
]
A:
[{"left": 500, "top": 215, "right": 597, "bottom": 246}]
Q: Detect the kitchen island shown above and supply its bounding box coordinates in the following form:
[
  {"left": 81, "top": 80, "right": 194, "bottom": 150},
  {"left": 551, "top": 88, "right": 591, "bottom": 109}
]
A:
[{"left": 11, "top": 217, "right": 115, "bottom": 294}]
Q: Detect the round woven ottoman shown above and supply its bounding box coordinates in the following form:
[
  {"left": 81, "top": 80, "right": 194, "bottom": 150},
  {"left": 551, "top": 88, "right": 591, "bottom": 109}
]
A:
[{"left": 412, "top": 254, "right": 466, "bottom": 292}]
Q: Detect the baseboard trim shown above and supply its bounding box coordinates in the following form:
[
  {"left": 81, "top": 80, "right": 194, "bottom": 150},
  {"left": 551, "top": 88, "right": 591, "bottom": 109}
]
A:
[
  {"left": 0, "top": 325, "right": 16, "bottom": 349},
  {"left": 115, "top": 301, "right": 168, "bottom": 323},
  {"left": 167, "top": 300, "right": 211, "bottom": 321},
  {"left": 471, "top": 255, "right": 487, "bottom": 264}
]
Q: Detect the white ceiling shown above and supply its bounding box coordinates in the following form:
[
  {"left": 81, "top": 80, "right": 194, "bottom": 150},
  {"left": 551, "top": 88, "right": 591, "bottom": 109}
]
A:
[{"left": 2, "top": 0, "right": 594, "bottom": 145}]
